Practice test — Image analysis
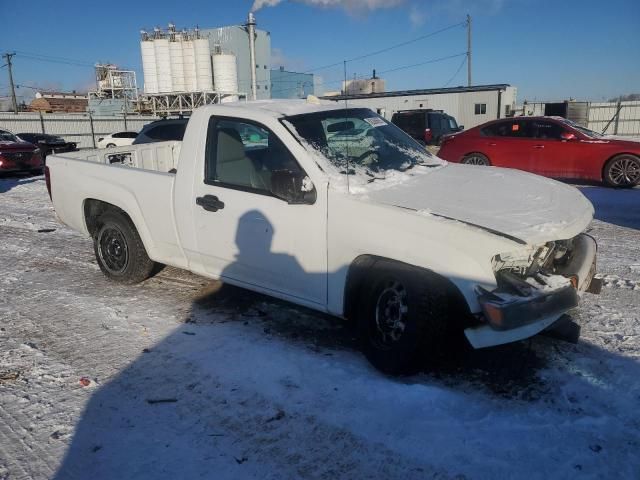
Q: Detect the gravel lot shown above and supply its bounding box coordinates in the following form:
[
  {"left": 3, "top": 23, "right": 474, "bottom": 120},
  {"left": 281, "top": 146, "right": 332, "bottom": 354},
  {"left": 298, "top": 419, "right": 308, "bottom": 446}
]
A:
[{"left": 0, "top": 175, "right": 639, "bottom": 479}]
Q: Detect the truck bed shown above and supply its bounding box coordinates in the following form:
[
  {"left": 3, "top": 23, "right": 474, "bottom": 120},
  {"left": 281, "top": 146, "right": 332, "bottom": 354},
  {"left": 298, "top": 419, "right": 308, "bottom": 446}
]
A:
[
  {"left": 59, "top": 141, "right": 181, "bottom": 172},
  {"left": 46, "top": 141, "right": 187, "bottom": 269}
]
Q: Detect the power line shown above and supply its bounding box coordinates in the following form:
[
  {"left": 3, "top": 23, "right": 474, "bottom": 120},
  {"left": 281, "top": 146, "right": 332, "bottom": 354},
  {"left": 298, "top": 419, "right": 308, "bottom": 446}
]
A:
[
  {"left": 272, "top": 52, "right": 466, "bottom": 96},
  {"left": 16, "top": 53, "right": 95, "bottom": 68},
  {"left": 377, "top": 52, "right": 467, "bottom": 75},
  {"left": 14, "top": 49, "right": 96, "bottom": 65},
  {"left": 347, "top": 21, "right": 466, "bottom": 64},
  {"left": 261, "top": 19, "right": 466, "bottom": 85},
  {"left": 443, "top": 56, "right": 467, "bottom": 87}
]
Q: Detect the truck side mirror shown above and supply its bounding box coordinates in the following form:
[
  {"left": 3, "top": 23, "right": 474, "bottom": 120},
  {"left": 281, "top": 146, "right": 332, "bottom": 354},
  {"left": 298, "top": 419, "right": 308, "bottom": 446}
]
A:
[{"left": 270, "top": 170, "right": 316, "bottom": 205}]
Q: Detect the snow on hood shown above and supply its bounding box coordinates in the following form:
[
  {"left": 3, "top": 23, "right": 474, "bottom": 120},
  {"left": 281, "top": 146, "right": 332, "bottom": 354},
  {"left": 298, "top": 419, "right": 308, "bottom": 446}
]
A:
[{"left": 365, "top": 163, "right": 594, "bottom": 245}]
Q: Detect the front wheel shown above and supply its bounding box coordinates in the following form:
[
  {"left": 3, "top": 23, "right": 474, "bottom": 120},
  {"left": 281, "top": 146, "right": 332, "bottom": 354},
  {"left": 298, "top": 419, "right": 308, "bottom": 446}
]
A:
[
  {"left": 106, "top": 143, "right": 116, "bottom": 148},
  {"left": 461, "top": 153, "right": 491, "bottom": 166},
  {"left": 357, "top": 261, "right": 451, "bottom": 375},
  {"left": 93, "top": 211, "right": 156, "bottom": 284},
  {"left": 603, "top": 154, "right": 640, "bottom": 188}
]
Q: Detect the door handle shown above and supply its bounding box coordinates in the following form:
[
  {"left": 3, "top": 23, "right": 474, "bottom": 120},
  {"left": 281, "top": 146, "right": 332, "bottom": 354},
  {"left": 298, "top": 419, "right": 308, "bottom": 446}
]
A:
[
  {"left": 196, "top": 195, "right": 225, "bottom": 212},
  {"left": 533, "top": 145, "right": 545, "bottom": 149},
  {"left": 488, "top": 142, "right": 497, "bottom": 146}
]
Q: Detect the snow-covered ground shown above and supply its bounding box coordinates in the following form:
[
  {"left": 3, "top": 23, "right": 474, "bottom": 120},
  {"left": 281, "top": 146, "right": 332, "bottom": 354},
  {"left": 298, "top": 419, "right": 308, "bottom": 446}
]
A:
[{"left": 0, "top": 175, "right": 639, "bottom": 479}]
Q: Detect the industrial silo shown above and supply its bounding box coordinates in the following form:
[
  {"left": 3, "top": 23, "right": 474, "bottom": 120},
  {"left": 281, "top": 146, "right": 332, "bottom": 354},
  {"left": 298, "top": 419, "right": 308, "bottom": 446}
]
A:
[
  {"left": 154, "top": 37, "right": 173, "bottom": 93},
  {"left": 182, "top": 37, "right": 197, "bottom": 92},
  {"left": 213, "top": 52, "right": 239, "bottom": 102},
  {"left": 140, "top": 36, "right": 158, "bottom": 94},
  {"left": 169, "top": 34, "right": 185, "bottom": 92},
  {"left": 194, "top": 37, "right": 213, "bottom": 91}
]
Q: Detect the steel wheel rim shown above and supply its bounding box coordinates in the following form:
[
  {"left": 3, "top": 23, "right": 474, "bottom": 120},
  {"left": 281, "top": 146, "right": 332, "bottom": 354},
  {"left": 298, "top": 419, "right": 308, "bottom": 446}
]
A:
[
  {"left": 98, "top": 226, "right": 129, "bottom": 274},
  {"left": 609, "top": 157, "right": 640, "bottom": 186},
  {"left": 463, "top": 155, "right": 488, "bottom": 165},
  {"left": 373, "top": 280, "right": 408, "bottom": 348}
]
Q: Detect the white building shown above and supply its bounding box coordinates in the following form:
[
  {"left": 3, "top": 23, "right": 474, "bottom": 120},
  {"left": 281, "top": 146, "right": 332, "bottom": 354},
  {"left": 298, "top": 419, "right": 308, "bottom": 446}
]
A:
[{"left": 323, "top": 84, "right": 517, "bottom": 130}]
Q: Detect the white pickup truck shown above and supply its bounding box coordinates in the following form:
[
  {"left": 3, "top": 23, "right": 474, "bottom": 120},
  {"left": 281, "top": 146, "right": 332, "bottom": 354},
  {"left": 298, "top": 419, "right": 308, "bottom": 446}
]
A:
[{"left": 46, "top": 100, "right": 600, "bottom": 374}]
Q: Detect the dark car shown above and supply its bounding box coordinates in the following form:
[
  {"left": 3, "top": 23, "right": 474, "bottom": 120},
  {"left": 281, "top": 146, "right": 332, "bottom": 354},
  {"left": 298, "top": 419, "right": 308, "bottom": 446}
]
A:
[
  {"left": 437, "top": 116, "right": 640, "bottom": 188},
  {"left": 391, "top": 109, "right": 463, "bottom": 145},
  {"left": 0, "top": 129, "right": 43, "bottom": 175},
  {"left": 17, "top": 133, "right": 77, "bottom": 160},
  {"left": 132, "top": 118, "right": 189, "bottom": 145}
]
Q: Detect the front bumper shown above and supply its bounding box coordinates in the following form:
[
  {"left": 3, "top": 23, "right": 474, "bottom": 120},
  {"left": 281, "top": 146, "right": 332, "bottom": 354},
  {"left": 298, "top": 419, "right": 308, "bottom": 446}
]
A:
[
  {"left": 0, "top": 153, "right": 43, "bottom": 173},
  {"left": 465, "top": 233, "right": 598, "bottom": 349}
]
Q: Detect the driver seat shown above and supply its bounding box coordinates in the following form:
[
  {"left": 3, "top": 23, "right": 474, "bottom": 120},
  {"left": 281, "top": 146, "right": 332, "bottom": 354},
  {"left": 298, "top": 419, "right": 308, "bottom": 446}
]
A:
[{"left": 216, "top": 128, "right": 268, "bottom": 190}]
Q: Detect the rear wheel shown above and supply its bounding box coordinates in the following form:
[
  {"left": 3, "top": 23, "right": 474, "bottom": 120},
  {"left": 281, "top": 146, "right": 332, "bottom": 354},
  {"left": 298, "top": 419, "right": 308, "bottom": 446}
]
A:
[
  {"left": 461, "top": 152, "right": 490, "bottom": 166},
  {"left": 357, "top": 260, "right": 451, "bottom": 375},
  {"left": 603, "top": 154, "right": 640, "bottom": 188},
  {"left": 93, "top": 211, "right": 156, "bottom": 284}
]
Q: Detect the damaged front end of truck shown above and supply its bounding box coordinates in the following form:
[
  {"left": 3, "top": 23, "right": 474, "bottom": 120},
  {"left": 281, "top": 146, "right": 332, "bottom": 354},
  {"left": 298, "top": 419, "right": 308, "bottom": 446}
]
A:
[{"left": 465, "top": 233, "right": 602, "bottom": 349}]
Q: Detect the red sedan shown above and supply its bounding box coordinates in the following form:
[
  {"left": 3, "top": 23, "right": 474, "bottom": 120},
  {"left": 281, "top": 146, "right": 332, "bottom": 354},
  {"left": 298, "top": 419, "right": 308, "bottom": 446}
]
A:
[
  {"left": 0, "top": 129, "right": 43, "bottom": 175},
  {"left": 437, "top": 116, "right": 640, "bottom": 187}
]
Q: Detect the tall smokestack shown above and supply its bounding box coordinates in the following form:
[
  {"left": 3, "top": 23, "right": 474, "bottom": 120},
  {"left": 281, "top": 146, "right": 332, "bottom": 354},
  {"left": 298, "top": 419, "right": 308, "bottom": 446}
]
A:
[{"left": 247, "top": 12, "right": 257, "bottom": 101}]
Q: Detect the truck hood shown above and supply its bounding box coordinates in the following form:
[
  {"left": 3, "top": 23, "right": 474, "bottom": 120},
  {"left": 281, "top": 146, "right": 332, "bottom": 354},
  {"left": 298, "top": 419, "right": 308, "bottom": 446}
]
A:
[
  {"left": 366, "top": 163, "right": 594, "bottom": 245},
  {"left": 0, "top": 141, "right": 37, "bottom": 152}
]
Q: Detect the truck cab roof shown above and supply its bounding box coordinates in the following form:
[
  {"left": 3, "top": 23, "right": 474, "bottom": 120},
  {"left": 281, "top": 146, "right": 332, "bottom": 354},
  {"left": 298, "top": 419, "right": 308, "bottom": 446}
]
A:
[{"left": 199, "top": 99, "right": 348, "bottom": 119}]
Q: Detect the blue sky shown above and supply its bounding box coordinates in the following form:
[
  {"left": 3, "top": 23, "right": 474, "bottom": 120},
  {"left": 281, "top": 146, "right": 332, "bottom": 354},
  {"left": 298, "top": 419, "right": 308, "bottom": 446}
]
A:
[{"left": 1, "top": 0, "right": 638, "bottom": 104}]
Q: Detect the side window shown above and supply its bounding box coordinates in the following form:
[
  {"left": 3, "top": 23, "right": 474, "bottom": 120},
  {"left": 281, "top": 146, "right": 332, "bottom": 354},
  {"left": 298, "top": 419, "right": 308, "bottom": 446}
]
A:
[
  {"left": 205, "top": 117, "right": 303, "bottom": 194},
  {"left": 474, "top": 103, "right": 487, "bottom": 115},
  {"left": 481, "top": 122, "right": 509, "bottom": 137},
  {"left": 532, "top": 120, "right": 565, "bottom": 140},
  {"left": 427, "top": 113, "right": 442, "bottom": 132},
  {"left": 123, "top": 132, "right": 138, "bottom": 139},
  {"left": 481, "top": 120, "right": 533, "bottom": 138},
  {"left": 392, "top": 115, "right": 407, "bottom": 129}
]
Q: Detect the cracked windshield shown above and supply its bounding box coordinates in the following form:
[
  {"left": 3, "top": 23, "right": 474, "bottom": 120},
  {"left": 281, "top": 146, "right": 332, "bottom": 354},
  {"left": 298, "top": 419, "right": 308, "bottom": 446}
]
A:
[{"left": 286, "top": 108, "right": 441, "bottom": 179}]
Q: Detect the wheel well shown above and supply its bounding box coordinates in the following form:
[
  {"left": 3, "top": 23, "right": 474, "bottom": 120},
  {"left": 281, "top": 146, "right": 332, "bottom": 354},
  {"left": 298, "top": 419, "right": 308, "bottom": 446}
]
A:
[
  {"left": 342, "top": 255, "right": 473, "bottom": 325},
  {"left": 462, "top": 151, "right": 490, "bottom": 163},
  {"left": 602, "top": 152, "right": 640, "bottom": 180},
  {"left": 83, "top": 199, "right": 134, "bottom": 237}
]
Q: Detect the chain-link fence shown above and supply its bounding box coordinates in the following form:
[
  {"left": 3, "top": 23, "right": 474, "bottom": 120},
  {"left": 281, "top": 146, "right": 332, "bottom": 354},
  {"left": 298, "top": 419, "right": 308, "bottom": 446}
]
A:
[{"left": 0, "top": 112, "right": 160, "bottom": 149}]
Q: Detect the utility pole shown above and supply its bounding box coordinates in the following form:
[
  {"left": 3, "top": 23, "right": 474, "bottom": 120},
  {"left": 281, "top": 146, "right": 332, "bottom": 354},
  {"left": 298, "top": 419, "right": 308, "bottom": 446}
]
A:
[
  {"left": 466, "top": 14, "right": 472, "bottom": 87},
  {"left": 3, "top": 52, "right": 18, "bottom": 114}
]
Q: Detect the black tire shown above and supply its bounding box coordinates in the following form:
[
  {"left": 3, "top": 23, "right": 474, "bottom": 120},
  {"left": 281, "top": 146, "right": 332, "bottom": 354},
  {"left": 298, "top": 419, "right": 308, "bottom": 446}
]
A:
[
  {"left": 461, "top": 152, "right": 490, "bottom": 166},
  {"left": 356, "top": 260, "right": 451, "bottom": 375},
  {"left": 603, "top": 154, "right": 640, "bottom": 188},
  {"left": 106, "top": 143, "right": 116, "bottom": 148},
  {"left": 93, "top": 211, "right": 156, "bottom": 284}
]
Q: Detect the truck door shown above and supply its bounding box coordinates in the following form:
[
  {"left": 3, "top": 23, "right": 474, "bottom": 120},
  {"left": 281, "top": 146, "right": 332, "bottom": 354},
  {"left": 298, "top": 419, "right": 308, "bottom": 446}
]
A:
[{"left": 192, "top": 116, "right": 327, "bottom": 308}]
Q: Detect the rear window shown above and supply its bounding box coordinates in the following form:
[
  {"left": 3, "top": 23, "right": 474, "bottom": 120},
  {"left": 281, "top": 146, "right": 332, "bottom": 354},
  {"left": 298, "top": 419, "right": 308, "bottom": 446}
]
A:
[
  {"left": 481, "top": 120, "right": 533, "bottom": 138},
  {"left": 392, "top": 113, "right": 423, "bottom": 130},
  {"left": 146, "top": 123, "right": 187, "bottom": 141}
]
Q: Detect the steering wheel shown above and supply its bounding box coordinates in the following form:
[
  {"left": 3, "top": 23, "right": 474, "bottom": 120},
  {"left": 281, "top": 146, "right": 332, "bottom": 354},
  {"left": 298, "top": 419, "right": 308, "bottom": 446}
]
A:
[{"left": 356, "top": 150, "right": 380, "bottom": 166}]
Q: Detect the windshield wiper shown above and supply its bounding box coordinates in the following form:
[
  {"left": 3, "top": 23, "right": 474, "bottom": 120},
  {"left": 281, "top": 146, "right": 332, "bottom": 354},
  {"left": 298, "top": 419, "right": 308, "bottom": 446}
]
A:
[
  {"left": 367, "top": 176, "right": 386, "bottom": 183},
  {"left": 415, "top": 161, "right": 441, "bottom": 168}
]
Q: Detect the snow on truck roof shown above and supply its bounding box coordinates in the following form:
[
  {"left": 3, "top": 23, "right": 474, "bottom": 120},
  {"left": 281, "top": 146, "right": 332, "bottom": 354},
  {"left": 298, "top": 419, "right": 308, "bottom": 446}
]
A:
[{"left": 202, "top": 98, "right": 349, "bottom": 118}]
